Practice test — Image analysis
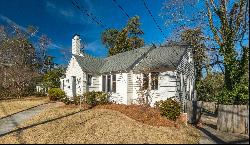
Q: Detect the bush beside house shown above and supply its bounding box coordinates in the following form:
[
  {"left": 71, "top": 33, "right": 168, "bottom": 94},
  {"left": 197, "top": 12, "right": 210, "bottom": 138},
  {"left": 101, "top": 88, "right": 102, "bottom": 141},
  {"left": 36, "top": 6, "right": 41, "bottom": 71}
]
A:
[
  {"left": 48, "top": 88, "right": 65, "bottom": 101},
  {"left": 83, "top": 91, "right": 109, "bottom": 107},
  {"left": 155, "top": 99, "right": 181, "bottom": 121}
]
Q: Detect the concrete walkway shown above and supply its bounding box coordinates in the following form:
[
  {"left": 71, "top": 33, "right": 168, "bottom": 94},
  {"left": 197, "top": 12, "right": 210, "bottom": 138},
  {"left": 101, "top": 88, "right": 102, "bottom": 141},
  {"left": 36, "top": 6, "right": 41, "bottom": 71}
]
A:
[
  {"left": 198, "top": 124, "right": 249, "bottom": 144},
  {"left": 198, "top": 113, "right": 249, "bottom": 144},
  {"left": 0, "top": 102, "right": 63, "bottom": 136}
]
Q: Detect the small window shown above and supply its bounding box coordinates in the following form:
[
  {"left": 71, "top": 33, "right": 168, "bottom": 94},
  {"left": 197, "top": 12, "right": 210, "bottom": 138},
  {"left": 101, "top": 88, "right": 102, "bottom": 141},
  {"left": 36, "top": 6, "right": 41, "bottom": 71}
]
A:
[
  {"left": 112, "top": 74, "right": 116, "bottom": 93},
  {"left": 151, "top": 72, "right": 159, "bottom": 90},
  {"left": 107, "top": 75, "right": 111, "bottom": 92},
  {"left": 87, "top": 74, "right": 92, "bottom": 86},
  {"left": 142, "top": 73, "right": 149, "bottom": 90}
]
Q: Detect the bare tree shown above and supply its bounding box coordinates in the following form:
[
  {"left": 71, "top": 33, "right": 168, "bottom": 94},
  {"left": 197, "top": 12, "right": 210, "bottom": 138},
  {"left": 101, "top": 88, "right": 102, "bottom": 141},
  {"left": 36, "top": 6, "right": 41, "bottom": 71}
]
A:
[
  {"left": 161, "top": 0, "right": 249, "bottom": 104},
  {"left": 0, "top": 25, "right": 40, "bottom": 98}
]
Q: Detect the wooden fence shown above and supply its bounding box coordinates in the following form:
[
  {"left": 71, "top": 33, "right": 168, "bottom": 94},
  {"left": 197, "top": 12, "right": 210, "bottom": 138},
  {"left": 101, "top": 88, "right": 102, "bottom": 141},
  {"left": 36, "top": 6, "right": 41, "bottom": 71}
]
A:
[
  {"left": 186, "top": 101, "right": 249, "bottom": 135},
  {"left": 217, "top": 105, "right": 249, "bottom": 134}
]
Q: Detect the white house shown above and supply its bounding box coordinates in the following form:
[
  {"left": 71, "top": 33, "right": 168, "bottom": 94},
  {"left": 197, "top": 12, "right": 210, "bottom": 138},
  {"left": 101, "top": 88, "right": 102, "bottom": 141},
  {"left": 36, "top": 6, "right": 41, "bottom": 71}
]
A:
[{"left": 60, "top": 34, "right": 196, "bottom": 109}]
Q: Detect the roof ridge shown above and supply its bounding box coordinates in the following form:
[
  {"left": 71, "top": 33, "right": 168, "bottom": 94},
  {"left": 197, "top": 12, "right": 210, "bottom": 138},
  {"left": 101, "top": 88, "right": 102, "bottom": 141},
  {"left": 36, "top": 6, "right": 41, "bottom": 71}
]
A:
[
  {"left": 104, "top": 45, "right": 153, "bottom": 60},
  {"left": 75, "top": 45, "right": 153, "bottom": 60}
]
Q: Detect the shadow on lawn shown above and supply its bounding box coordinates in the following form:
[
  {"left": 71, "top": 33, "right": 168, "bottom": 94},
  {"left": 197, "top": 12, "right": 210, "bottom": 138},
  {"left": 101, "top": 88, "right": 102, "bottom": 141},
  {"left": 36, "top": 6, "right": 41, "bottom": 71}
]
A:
[
  {"left": 0, "top": 102, "right": 50, "bottom": 120},
  {"left": 196, "top": 126, "right": 226, "bottom": 144},
  {"left": 0, "top": 109, "right": 86, "bottom": 143}
]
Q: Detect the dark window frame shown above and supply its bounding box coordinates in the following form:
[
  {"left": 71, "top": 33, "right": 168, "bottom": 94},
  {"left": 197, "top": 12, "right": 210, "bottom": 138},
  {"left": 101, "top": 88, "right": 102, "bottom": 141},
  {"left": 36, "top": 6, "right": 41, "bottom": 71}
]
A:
[
  {"left": 142, "top": 73, "right": 149, "bottom": 90},
  {"left": 102, "top": 75, "right": 106, "bottom": 92},
  {"left": 107, "top": 75, "right": 111, "bottom": 92},
  {"left": 87, "top": 74, "right": 92, "bottom": 86},
  {"left": 112, "top": 74, "right": 116, "bottom": 93}
]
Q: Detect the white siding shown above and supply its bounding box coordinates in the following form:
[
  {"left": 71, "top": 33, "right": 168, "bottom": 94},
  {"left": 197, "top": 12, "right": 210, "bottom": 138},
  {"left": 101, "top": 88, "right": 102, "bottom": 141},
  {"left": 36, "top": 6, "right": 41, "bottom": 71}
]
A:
[
  {"left": 63, "top": 56, "right": 85, "bottom": 98},
  {"left": 131, "top": 71, "right": 178, "bottom": 106},
  {"left": 127, "top": 71, "right": 133, "bottom": 105},
  {"left": 131, "top": 73, "right": 141, "bottom": 104},
  {"left": 158, "top": 71, "right": 178, "bottom": 98},
  {"left": 88, "top": 75, "right": 100, "bottom": 92},
  {"left": 109, "top": 73, "right": 128, "bottom": 104}
]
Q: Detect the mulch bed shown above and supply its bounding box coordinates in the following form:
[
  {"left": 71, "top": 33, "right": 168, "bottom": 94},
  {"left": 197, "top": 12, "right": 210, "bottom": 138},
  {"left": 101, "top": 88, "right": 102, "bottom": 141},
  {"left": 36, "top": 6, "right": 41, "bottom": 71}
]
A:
[{"left": 94, "top": 103, "right": 179, "bottom": 128}]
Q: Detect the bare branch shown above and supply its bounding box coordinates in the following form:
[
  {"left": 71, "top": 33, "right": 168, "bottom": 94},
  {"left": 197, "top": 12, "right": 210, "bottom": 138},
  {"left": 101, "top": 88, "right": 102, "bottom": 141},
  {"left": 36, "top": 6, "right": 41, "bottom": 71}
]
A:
[{"left": 206, "top": 0, "right": 222, "bottom": 46}]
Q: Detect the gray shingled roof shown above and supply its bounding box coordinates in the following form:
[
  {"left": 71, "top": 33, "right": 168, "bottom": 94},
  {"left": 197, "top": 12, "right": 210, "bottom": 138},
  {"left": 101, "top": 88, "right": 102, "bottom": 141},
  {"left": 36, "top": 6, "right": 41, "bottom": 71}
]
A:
[
  {"left": 73, "top": 53, "right": 106, "bottom": 74},
  {"left": 133, "top": 45, "right": 187, "bottom": 72},
  {"left": 99, "top": 46, "right": 153, "bottom": 73},
  {"left": 74, "top": 44, "right": 188, "bottom": 74}
]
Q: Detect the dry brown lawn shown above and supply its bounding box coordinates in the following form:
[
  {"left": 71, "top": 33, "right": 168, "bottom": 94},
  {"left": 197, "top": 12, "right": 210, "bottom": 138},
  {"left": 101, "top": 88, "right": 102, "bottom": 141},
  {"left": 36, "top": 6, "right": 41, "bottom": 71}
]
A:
[
  {"left": 0, "top": 105, "right": 200, "bottom": 144},
  {"left": 0, "top": 97, "right": 49, "bottom": 118}
]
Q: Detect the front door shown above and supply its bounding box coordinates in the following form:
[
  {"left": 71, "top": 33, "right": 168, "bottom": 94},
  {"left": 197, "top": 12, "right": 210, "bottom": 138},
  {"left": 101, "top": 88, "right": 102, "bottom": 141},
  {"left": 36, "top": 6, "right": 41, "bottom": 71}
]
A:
[{"left": 72, "top": 76, "right": 76, "bottom": 97}]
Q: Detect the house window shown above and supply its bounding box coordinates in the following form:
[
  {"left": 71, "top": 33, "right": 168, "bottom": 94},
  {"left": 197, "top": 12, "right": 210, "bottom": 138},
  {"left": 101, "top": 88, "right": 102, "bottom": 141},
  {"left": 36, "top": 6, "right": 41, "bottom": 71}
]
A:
[
  {"left": 112, "top": 75, "right": 116, "bottom": 93},
  {"left": 142, "top": 73, "right": 149, "bottom": 90},
  {"left": 151, "top": 72, "right": 159, "bottom": 90},
  {"left": 102, "top": 75, "right": 106, "bottom": 91},
  {"left": 87, "top": 74, "right": 92, "bottom": 86},
  {"left": 107, "top": 75, "right": 111, "bottom": 92}
]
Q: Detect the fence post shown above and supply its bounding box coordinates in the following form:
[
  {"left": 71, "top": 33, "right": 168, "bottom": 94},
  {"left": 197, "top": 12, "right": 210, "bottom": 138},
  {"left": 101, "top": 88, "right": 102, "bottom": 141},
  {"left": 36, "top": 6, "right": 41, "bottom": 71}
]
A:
[{"left": 186, "top": 100, "right": 203, "bottom": 124}]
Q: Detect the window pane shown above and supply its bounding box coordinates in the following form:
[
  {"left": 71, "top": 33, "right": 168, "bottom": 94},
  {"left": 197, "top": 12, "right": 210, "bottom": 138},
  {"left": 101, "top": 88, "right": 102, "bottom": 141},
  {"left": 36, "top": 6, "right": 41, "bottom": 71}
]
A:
[
  {"left": 151, "top": 72, "right": 159, "bottom": 90},
  {"left": 112, "top": 75, "right": 116, "bottom": 93},
  {"left": 143, "top": 73, "right": 149, "bottom": 90},
  {"left": 107, "top": 75, "right": 111, "bottom": 92},
  {"left": 87, "top": 74, "right": 92, "bottom": 86},
  {"left": 102, "top": 75, "right": 106, "bottom": 92}
]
